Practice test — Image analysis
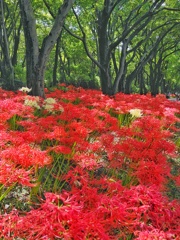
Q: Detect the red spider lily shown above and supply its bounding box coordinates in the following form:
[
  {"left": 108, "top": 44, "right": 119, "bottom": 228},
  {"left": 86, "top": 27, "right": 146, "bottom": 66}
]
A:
[
  {"left": 49, "top": 145, "right": 72, "bottom": 155},
  {"left": 0, "top": 158, "right": 35, "bottom": 187},
  {"left": 0, "top": 183, "right": 179, "bottom": 239},
  {"left": 174, "top": 175, "right": 180, "bottom": 186},
  {"left": 135, "top": 228, "right": 176, "bottom": 240},
  {"left": 0, "top": 130, "right": 11, "bottom": 149},
  {"left": 0, "top": 99, "right": 34, "bottom": 120},
  {"left": 0, "top": 85, "right": 180, "bottom": 239},
  {"left": 0, "top": 144, "right": 52, "bottom": 168}
]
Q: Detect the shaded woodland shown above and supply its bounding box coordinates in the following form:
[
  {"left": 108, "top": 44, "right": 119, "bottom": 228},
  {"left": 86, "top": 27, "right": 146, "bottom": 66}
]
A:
[{"left": 0, "top": 0, "right": 180, "bottom": 97}]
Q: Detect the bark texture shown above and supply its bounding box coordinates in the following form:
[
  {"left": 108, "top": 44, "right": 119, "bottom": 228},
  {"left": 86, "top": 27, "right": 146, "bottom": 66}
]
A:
[{"left": 19, "top": 0, "right": 75, "bottom": 97}]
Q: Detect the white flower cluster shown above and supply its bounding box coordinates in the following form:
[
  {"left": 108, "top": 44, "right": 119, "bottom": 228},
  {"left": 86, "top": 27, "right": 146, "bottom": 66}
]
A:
[
  {"left": 24, "top": 96, "right": 40, "bottom": 109},
  {"left": 129, "top": 108, "right": 142, "bottom": 118},
  {"left": 19, "top": 87, "right": 32, "bottom": 93},
  {"left": 43, "top": 98, "right": 56, "bottom": 111},
  {"left": 23, "top": 95, "right": 64, "bottom": 113},
  {"left": 43, "top": 98, "right": 64, "bottom": 113}
]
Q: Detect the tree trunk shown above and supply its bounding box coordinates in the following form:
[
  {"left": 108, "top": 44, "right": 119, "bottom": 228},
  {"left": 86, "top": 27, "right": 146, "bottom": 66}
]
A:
[
  {"left": 19, "top": 0, "right": 75, "bottom": 98},
  {"left": 97, "top": 1, "right": 113, "bottom": 95},
  {"left": 53, "top": 35, "right": 61, "bottom": 86},
  {"left": 149, "top": 61, "right": 157, "bottom": 96},
  {"left": 19, "top": 0, "right": 39, "bottom": 92},
  {"left": 113, "top": 39, "right": 128, "bottom": 94},
  {"left": 0, "top": 0, "right": 14, "bottom": 89},
  {"left": 12, "top": 21, "right": 22, "bottom": 67}
]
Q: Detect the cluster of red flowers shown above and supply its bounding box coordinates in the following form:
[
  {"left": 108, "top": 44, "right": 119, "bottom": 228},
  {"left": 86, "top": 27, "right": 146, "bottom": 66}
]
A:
[{"left": 0, "top": 85, "right": 180, "bottom": 239}]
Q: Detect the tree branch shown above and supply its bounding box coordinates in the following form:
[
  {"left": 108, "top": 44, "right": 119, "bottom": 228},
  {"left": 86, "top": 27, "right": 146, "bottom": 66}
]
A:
[
  {"left": 43, "top": 0, "right": 56, "bottom": 19},
  {"left": 164, "top": 7, "right": 180, "bottom": 12},
  {"left": 68, "top": 7, "right": 104, "bottom": 71}
]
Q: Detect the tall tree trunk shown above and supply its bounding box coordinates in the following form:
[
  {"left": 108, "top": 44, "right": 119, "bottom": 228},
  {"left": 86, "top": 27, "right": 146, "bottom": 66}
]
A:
[
  {"left": 113, "top": 39, "right": 128, "bottom": 94},
  {"left": 19, "top": 0, "right": 39, "bottom": 92},
  {"left": 53, "top": 35, "right": 61, "bottom": 86},
  {"left": 12, "top": 21, "right": 22, "bottom": 67},
  {"left": 19, "top": 0, "right": 75, "bottom": 98},
  {"left": 97, "top": 0, "right": 113, "bottom": 95},
  {"left": 0, "top": 0, "right": 14, "bottom": 89},
  {"left": 149, "top": 61, "right": 157, "bottom": 96},
  {"left": 139, "top": 71, "right": 144, "bottom": 95}
]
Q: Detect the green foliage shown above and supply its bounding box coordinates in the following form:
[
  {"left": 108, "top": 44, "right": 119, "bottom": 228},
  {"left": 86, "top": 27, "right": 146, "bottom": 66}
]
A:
[
  {"left": 0, "top": 183, "right": 16, "bottom": 202},
  {"left": 30, "top": 140, "right": 76, "bottom": 201},
  {"left": 14, "top": 65, "right": 26, "bottom": 83},
  {"left": 7, "top": 115, "right": 23, "bottom": 131},
  {"left": 1, "top": 0, "right": 180, "bottom": 93}
]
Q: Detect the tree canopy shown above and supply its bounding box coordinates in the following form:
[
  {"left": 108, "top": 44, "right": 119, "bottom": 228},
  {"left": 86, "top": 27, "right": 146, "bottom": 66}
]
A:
[{"left": 0, "top": 0, "right": 180, "bottom": 96}]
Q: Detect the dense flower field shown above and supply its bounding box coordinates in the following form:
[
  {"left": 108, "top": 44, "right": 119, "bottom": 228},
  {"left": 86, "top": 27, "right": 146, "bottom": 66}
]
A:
[{"left": 0, "top": 85, "right": 180, "bottom": 239}]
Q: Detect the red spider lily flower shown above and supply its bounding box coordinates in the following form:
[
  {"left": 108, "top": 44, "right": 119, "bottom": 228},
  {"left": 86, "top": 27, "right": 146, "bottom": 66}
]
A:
[
  {"left": 0, "top": 130, "right": 11, "bottom": 149},
  {"left": 49, "top": 145, "right": 72, "bottom": 155},
  {"left": 0, "top": 144, "right": 52, "bottom": 168},
  {"left": 174, "top": 175, "right": 180, "bottom": 186},
  {"left": 0, "top": 177, "right": 180, "bottom": 239},
  {"left": 135, "top": 229, "right": 176, "bottom": 240},
  {"left": 0, "top": 99, "right": 34, "bottom": 119},
  {"left": 73, "top": 152, "right": 100, "bottom": 169},
  {"left": 0, "top": 158, "right": 35, "bottom": 187},
  {"left": 0, "top": 86, "right": 180, "bottom": 239},
  {"left": 0, "top": 192, "right": 83, "bottom": 240}
]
